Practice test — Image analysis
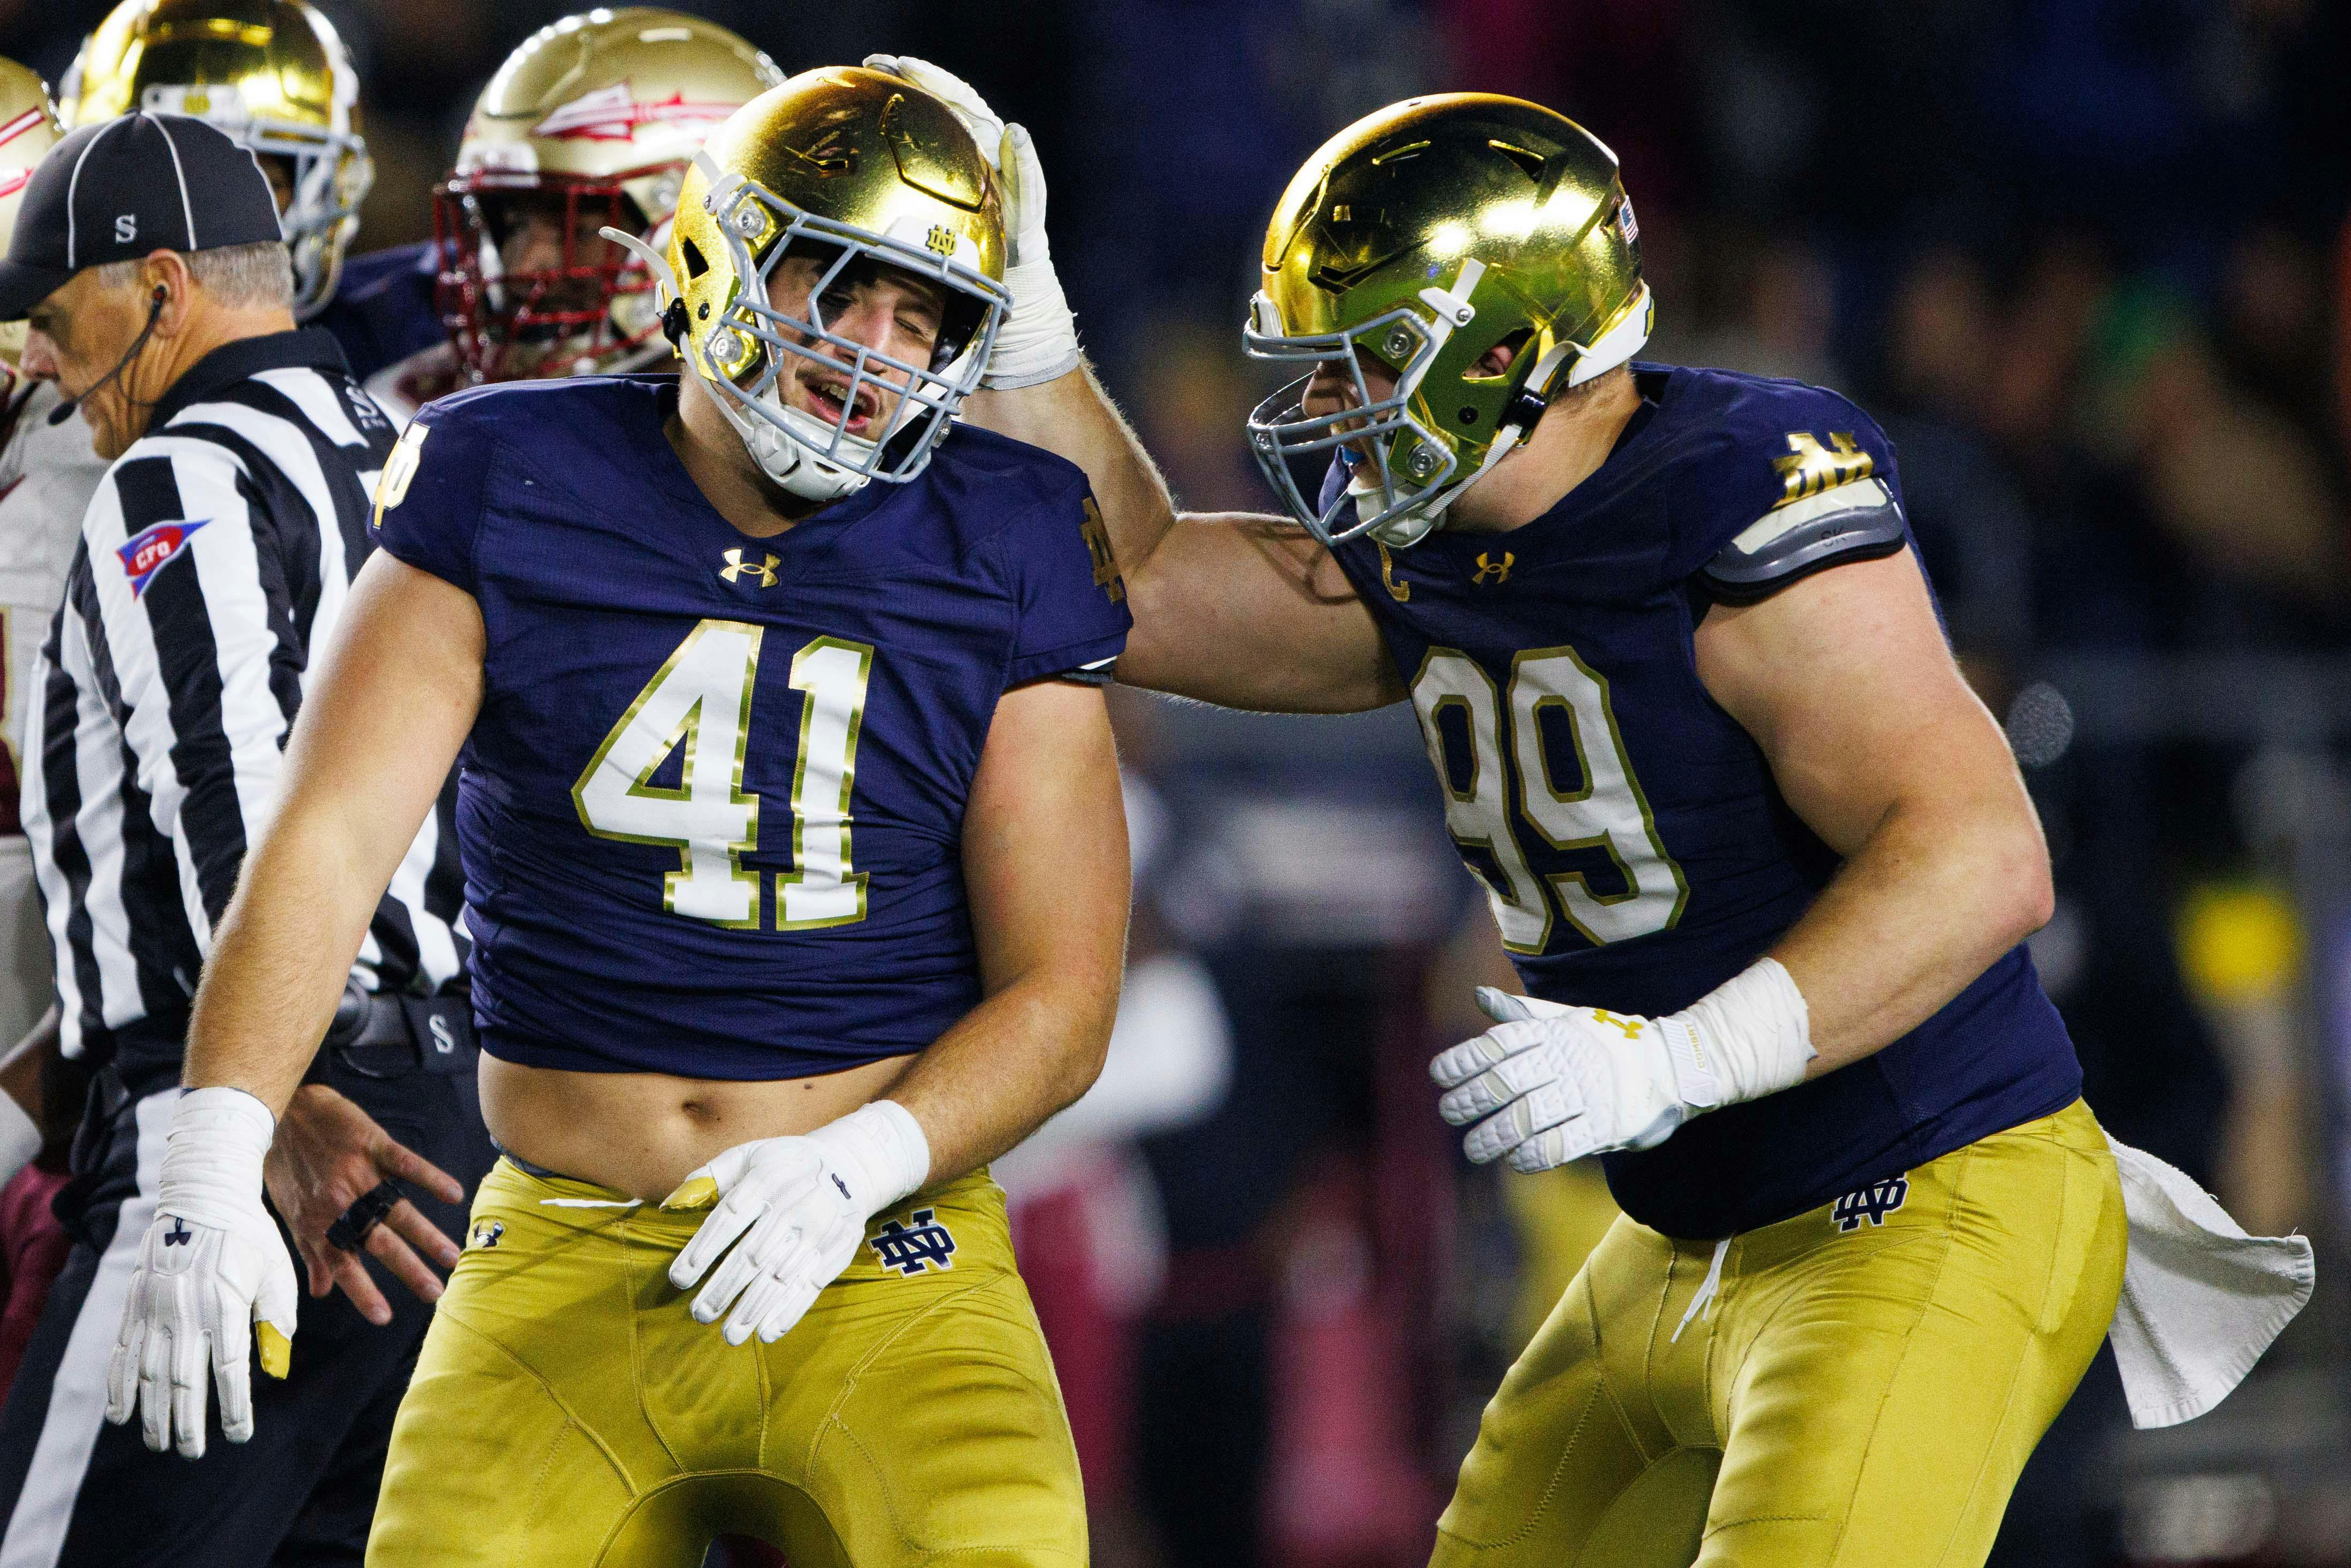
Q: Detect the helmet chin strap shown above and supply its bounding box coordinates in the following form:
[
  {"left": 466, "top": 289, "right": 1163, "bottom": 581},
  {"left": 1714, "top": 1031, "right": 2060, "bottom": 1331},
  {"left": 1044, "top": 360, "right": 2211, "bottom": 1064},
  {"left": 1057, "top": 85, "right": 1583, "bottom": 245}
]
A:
[{"left": 601, "top": 224, "right": 870, "bottom": 504}]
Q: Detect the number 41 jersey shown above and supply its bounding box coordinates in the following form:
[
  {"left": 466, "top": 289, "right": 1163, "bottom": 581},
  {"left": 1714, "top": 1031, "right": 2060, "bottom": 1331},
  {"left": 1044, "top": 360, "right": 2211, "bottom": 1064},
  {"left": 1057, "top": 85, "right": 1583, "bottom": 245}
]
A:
[
  {"left": 1329, "top": 363, "right": 2081, "bottom": 1239},
  {"left": 370, "top": 376, "right": 1129, "bottom": 1080}
]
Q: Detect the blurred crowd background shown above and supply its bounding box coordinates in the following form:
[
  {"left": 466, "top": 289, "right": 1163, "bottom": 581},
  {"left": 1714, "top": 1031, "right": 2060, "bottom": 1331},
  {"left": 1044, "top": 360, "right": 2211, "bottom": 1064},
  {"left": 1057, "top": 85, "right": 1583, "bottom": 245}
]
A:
[{"left": 2, "top": 1, "right": 2346, "bottom": 1564}]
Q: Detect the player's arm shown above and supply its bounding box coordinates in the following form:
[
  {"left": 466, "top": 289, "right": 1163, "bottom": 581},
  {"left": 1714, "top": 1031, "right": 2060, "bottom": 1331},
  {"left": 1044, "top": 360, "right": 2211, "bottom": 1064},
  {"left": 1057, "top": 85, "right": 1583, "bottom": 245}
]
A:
[
  {"left": 873, "top": 675, "right": 1128, "bottom": 1170},
  {"left": 661, "top": 676, "right": 1132, "bottom": 1348},
  {"left": 969, "top": 368, "right": 1400, "bottom": 712},
  {"left": 1694, "top": 545, "right": 2051, "bottom": 1069},
  {"left": 107, "top": 549, "right": 482, "bottom": 1457},
  {"left": 861, "top": 55, "right": 1396, "bottom": 714},
  {"left": 180, "top": 551, "right": 483, "bottom": 1112}
]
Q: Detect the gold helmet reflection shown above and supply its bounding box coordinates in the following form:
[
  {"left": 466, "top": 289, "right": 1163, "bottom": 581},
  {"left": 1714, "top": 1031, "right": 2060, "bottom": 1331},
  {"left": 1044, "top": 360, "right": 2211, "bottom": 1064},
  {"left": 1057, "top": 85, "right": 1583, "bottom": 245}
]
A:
[
  {"left": 655, "top": 67, "right": 1008, "bottom": 503},
  {"left": 0, "top": 59, "right": 60, "bottom": 366},
  {"left": 1244, "top": 94, "right": 1651, "bottom": 549},
  {"left": 67, "top": 0, "right": 370, "bottom": 321},
  {"left": 437, "top": 7, "right": 783, "bottom": 383}
]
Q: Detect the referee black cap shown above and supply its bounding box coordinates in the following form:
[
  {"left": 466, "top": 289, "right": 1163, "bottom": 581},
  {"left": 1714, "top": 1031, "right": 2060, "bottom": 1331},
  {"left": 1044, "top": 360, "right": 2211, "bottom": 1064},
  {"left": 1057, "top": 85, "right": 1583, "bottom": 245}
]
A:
[{"left": 0, "top": 113, "right": 283, "bottom": 321}]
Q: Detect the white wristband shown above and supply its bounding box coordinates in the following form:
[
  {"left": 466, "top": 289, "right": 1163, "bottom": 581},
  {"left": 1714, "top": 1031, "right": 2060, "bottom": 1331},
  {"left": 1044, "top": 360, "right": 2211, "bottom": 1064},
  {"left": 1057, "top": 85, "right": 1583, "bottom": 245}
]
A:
[
  {"left": 158, "top": 1087, "right": 276, "bottom": 1223},
  {"left": 1669, "top": 957, "right": 1815, "bottom": 1108},
  {"left": 809, "top": 1099, "right": 932, "bottom": 1212},
  {"left": 0, "top": 1091, "right": 39, "bottom": 1186}
]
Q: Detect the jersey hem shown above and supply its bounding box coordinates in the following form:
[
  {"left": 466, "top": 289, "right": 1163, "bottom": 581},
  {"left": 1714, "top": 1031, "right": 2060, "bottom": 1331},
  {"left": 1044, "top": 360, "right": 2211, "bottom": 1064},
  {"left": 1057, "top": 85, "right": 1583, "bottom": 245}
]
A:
[{"left": 480, "top": 1031, "right": 922, "bottom": 1082}]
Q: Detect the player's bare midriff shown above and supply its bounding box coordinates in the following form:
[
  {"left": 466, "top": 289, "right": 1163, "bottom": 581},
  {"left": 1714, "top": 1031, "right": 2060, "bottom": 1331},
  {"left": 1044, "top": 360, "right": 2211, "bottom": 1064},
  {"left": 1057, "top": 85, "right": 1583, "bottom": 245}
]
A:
[{"left": 478, "top": 1052, "right": 919, "bottom": 1200}]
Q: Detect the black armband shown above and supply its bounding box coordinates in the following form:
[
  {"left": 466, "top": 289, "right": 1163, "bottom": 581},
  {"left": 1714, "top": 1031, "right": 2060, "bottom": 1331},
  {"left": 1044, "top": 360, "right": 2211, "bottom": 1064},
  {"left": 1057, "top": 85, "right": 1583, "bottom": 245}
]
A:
[{"left": 1701, "top": 478, "right": 1906, "bottom": 605}]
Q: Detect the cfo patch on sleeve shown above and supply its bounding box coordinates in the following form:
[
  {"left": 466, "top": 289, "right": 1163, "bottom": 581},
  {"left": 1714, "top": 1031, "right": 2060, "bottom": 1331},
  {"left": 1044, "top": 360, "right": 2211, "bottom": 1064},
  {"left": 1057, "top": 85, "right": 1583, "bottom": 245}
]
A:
[
  {"left": 372, "top": 422, "right": 430, "bottom": 528},
  {"left": 116, "top": 518, "right": 210, "bottom": 599}
]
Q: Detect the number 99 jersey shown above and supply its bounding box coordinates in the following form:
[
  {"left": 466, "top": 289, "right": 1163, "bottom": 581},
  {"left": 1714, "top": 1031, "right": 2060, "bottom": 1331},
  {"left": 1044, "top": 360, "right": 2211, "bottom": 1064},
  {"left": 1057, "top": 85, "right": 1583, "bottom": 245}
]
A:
[
  {"left": 1328, "top": 364, "right": 2082, "bottom": 1239},
  {"left": 369, "top": 376, "right": 1129, "bottom": 1080}
]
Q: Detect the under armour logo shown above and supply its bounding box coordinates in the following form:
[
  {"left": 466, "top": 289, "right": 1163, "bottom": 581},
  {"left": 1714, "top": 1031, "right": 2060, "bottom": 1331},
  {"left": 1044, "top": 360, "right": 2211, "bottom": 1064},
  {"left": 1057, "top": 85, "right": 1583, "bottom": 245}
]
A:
[
  {"left": 1587, "top": 1009, "right": 1644, "bottom": 1040},
  {"left": 1831, "top": 1175, "right": 1909, "bottom": 1232},
  {"left": 720, "top": 548, "right": 779, "bottom": 587},
  {"left": 1471, "top": 551, "right": 1514, "bottom": 585},
  {"left": 470, "top": 1219, "right": 504, "bottom": 1250},
  {"left": 869, "top": 1208, "right": 957, "bottom": 1276},
  {"left": 163, "top": 1216, "right": 192, "bottom": 1247}
]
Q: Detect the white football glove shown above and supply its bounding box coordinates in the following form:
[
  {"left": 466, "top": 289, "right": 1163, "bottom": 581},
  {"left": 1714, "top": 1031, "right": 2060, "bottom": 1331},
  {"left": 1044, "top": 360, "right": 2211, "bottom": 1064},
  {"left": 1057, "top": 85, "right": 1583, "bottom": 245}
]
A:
[
  {"left": 663, "top": 1100, "right": 930, "bottom": 1346},
  {"left": 1433, "top": 960, "right": 1816, "bottom": 1171},
  {"left": 106, "top": 1088, "right": 298, "bottom": 1458},
  {"left": 862, "top": 55, "right": 1080, "bottom": 389}
]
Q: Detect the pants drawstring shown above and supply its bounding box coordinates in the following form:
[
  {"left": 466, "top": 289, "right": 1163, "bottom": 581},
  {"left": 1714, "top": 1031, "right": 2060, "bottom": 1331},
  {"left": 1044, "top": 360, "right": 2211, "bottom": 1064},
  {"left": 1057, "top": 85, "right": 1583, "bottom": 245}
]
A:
[{"left": 1672, "top": 1237, "right": 1732, "bottom": 1343}]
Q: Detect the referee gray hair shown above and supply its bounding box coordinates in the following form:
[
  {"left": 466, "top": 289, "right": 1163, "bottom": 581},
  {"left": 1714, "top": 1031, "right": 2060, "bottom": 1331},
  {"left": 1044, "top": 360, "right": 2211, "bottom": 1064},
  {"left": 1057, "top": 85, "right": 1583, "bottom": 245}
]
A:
[{"left": 93, "top": 241, "right": 294, "bottom": 310}]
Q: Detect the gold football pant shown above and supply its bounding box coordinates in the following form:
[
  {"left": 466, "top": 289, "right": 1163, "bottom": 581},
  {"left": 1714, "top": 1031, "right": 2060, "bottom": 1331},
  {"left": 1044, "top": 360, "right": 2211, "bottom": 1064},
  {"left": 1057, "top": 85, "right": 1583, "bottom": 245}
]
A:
[
  {"left": 1433, "top": 1099, "right": 2126, "bottom": 1568},
  {"left": 364, "top": 1159, "right": 1086, "bottom": 1567}
]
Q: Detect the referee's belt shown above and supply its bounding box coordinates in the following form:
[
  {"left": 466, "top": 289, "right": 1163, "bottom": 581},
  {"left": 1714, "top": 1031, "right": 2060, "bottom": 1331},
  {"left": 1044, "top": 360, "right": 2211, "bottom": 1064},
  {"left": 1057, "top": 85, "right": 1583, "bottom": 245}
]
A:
[{"left": 316, "top": 981, "right": 477, "bottom": 1080}]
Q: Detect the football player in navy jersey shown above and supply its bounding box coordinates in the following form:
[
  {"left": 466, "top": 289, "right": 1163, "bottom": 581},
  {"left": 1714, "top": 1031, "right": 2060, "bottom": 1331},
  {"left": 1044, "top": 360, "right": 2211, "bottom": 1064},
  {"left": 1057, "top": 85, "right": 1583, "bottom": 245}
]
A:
[
  {"left": 910, "top": 69, "right": 2304, "bottom": 1568},
  {"left": 106, "top": 70, "right": 1127, "bottom": 1566}
]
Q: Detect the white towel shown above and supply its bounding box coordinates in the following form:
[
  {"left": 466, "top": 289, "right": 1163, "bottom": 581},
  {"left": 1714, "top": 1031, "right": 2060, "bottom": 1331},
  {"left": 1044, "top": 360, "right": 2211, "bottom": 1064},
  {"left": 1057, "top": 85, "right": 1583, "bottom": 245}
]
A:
[{"left": 2103, "top": 1135, "right": 2315, "bottom": 1429}]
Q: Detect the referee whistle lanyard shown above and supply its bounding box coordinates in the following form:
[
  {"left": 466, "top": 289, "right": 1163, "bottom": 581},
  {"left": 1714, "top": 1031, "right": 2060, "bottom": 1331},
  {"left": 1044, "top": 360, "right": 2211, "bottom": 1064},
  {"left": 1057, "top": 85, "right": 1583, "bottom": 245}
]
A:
[{"left": 1672, "top": 1237, "right": 1732, "bottom": 1343}]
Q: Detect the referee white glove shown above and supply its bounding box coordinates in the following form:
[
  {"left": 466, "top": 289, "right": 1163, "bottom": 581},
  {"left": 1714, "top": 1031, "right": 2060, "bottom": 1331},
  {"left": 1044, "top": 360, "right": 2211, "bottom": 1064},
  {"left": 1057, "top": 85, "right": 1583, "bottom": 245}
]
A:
[
  {"left": 1433, "top": 959, "right": 1815, "bottom": 1171},
  {"left": 862, "top": 55, "right": 1081, "bottom": 389},
  {"left": 663, "top": 1100, "right": 930, "bottom": 1346},
  {"left": 106, "top": 1088, "right": 299, "bottom": 1458}
]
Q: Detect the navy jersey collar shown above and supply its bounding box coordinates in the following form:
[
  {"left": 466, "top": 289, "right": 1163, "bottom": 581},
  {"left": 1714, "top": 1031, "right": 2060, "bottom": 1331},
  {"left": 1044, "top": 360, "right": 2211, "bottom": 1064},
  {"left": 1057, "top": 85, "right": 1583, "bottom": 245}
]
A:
[{"left": 149, "top": 326, "right": 352, "bottom": 430}]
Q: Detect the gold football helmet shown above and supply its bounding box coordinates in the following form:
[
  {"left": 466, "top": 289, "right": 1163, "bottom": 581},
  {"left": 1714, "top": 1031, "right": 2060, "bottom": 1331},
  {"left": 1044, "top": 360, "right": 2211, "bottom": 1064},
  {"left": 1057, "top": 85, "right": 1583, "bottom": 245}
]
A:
[
  {"left": 643, "top": 67, "right": 1008, "bottom": 502},
  {"left": 0, "top": 59, "right": 61, "bottom": 366},
  {"left": 67, "top": 0, "right": 370, "bottom": 320},
  {"left": 437, "top": 7, "right": 782, "bottom": 383},
  {"left": 1245, "top": 94, "right": 1652, "bottom": 549}
]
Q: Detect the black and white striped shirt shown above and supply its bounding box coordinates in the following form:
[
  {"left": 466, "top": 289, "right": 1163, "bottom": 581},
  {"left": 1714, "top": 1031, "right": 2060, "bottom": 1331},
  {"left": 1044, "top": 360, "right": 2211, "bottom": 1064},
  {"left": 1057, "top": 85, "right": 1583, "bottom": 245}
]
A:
[{"left": 21, "top": 329, "right": 468, "bottom": 1069}]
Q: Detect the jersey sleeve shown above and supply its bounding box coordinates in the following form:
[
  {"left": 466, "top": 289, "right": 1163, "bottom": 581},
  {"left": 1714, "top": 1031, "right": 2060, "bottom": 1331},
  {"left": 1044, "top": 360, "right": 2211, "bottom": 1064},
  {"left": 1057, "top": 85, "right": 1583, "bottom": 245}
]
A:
[
  {"left": 368, "top": 399, "right": 496, "bottom": 595},
  {"left": 83, "top": 440, "right": 303, "bottom": 937},
  {"left": 1002, "top": 477, "right": 1132, "bottom": 688},
  {"left": 1671, "top": 387, "right": 1909, "bottom": 599}
]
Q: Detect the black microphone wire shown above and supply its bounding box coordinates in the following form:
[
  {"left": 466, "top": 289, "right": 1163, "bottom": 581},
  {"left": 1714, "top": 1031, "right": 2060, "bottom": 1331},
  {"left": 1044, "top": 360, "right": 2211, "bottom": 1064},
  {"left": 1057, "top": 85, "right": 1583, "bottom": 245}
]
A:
[{"left": 47, "top": 288, "right": 166, "bottom": 427}]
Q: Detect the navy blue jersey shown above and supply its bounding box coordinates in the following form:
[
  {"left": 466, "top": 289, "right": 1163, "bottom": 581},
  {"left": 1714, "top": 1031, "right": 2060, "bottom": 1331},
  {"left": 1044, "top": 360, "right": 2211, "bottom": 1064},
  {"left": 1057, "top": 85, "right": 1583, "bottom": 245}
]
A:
[
  {"left": 370, "top": 376, "right": 1129, "bottom": 1079},
  {"left": 1327, "top": 363, "right": 2081, "bottom": 1238},
  {"left": 314, "top": 243, "right": 442, "bottom": 386}
]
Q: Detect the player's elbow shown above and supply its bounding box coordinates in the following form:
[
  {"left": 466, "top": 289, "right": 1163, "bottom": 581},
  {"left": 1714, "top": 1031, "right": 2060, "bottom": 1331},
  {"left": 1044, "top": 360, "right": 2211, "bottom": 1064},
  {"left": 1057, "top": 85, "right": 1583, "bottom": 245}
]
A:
[
  {"left": 1044, "top": 969, "right": 1123, "bottom": 1116},
  {"left": 1979, "top": 811, "right": 2055, "bottom": 948}
]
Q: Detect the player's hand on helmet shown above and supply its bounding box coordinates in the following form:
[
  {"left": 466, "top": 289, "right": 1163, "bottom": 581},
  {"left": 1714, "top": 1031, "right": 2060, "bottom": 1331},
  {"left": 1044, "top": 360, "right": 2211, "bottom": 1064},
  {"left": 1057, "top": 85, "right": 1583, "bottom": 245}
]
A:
[
  {"left": 1431, "top": 987, "right": 1724, "bottom": 1171},
  {"left": 265, "top": 1084, "right": 464, "bottom": 1326},
  {"left": 663, "top": 1101, "right": 930, "bottom": 1346},
  {"left": 861, "top": 55, "right": 1079, "bottom": 389},
  {"left": 107, "top": 1088, "right": 299, "bottom": 1459}
]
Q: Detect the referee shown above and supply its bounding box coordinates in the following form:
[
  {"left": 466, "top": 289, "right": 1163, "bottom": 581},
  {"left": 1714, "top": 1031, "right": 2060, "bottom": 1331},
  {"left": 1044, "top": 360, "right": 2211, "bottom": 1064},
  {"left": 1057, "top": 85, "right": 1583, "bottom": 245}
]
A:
[{"left": 0, "top": 114, "right": 492, "bottom": 1566}]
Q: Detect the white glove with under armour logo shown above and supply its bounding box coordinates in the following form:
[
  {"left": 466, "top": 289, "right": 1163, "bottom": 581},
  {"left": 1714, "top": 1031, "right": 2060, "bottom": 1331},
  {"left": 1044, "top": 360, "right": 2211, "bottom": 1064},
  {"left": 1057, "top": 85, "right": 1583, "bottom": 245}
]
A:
[
  {"left": 663, "top": 1100, "right": 930, "bottom": 1346},
  {"left": 107, "top": 1087, "right": 299, "bottom": 1458},
  {"left": 1432, "top": 959, "right": 1816, "bottom": 1171},
  {"left": 862, "top": 55, "right": 1081, "bottom": 389}
]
